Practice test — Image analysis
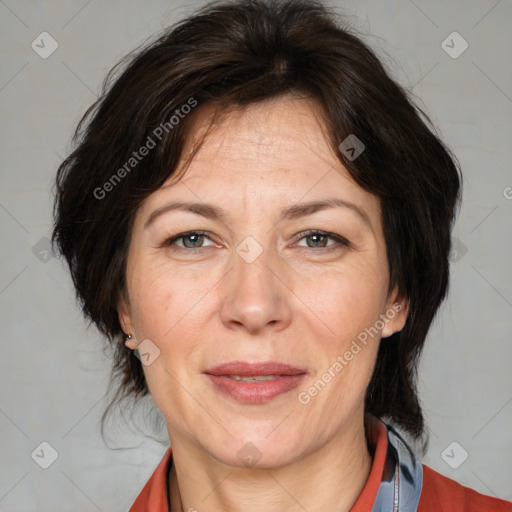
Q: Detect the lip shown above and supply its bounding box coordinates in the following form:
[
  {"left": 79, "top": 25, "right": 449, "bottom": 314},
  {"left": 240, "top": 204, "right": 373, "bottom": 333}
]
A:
[
  {"left": 206, "top": 361, "right": 307, "bottom": 377},
  {"left": 204, "top": 361, "right": 307, "bottom": 404}
]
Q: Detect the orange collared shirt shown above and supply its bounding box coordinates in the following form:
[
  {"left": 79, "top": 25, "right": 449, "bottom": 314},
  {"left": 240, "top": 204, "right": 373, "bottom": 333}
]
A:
[{"left": 129, "top": 422, "right": 511, "bottom": 511}]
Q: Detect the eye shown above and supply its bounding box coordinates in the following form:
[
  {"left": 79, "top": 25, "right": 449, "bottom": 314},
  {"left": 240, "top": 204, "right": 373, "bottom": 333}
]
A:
[
  {"left": 164, "top": 230, "right": 217, "bottom": 251},
  {"left": 294, "top": 230, "right": 350, "bottom": 250},
  {"left": 162, "top": 229, "right": 350, "bottom": 253}
]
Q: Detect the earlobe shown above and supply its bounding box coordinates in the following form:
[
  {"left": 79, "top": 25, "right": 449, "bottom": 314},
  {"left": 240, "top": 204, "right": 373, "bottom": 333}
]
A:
[
  {"left": 117, "top": 294, "right": 137, "bottom": 348},
  {"left": 381, "top": 289, "right": 409, "bottom": 338},
  {"left": 124, "top": 334, "right": 139, "bottom": 350}
]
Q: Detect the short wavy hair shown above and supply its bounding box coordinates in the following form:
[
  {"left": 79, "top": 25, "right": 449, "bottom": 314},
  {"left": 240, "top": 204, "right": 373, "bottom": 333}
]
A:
[{"left": 52, "top": 0, "right": 461, "bottom": 439}]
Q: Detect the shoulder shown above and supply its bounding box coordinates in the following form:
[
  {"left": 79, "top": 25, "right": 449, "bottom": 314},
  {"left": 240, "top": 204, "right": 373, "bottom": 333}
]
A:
[
  {"left": 129, "top": 448, "right": 172, "bottom": 512},
  {"left": 418, "top": 464, "right": 511, "bottom": 512}
]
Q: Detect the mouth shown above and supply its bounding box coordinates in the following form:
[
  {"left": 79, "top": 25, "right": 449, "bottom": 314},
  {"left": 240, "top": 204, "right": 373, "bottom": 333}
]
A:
[
  {"left": 224, "top": 375, "right": 284, "bottom": 382},
  {"left": 204, "top": 361, "right": 307, "bottom": 404}
]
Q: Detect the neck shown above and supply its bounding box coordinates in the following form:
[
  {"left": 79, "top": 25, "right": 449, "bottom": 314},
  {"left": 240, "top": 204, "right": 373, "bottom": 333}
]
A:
[{"left": 168, "top": 414, "right": 374, "bottom": 512}]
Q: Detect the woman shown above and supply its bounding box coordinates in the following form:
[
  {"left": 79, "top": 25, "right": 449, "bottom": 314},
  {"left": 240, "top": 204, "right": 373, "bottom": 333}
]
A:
[{"left": 52, "top": 0, "right": 511, "bottom": 510}]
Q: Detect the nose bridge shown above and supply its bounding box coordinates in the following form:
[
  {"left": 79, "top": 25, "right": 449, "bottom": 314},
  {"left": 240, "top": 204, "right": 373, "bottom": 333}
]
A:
[
  {"left": 219, "top": 234, "right": 292, "bottom": 333},
  {"left": 234, "top": 235, "right": 274, "bottom": 288}
]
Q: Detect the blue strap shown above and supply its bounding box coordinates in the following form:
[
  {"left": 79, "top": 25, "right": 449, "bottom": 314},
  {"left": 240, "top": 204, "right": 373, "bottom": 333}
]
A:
[{"left": 371, "top": 421, "right": 423, "bottom": 512}]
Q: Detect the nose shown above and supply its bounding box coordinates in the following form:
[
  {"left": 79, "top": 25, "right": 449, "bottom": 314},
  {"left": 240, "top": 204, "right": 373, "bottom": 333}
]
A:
[{"left": 219, "top": 242, "right": 293, "bottom": 335}]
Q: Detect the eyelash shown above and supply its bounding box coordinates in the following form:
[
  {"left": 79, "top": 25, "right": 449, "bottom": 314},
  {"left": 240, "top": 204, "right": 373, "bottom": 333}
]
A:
[{"left": 162, "top": 229, "right": 351, "bottom": 253}]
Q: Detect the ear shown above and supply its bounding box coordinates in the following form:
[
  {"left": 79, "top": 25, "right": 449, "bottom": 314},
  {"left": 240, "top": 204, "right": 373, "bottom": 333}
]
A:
[
  {"left": 381, "top": 286, "right": 409, "bottom": 339},
  {"left": 118, "top": 293, "right": 139, "bottom": 350}
]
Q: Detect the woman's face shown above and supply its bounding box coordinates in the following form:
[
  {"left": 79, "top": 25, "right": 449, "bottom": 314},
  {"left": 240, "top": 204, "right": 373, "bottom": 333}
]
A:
[{"left": 119, "top": 96, "right": 408, "bottom": 468}]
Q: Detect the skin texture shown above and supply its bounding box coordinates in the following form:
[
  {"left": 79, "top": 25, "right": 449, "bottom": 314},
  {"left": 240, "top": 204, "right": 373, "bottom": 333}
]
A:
[{"left": 119, "top": 95, "right": 409, "bottom": 512}]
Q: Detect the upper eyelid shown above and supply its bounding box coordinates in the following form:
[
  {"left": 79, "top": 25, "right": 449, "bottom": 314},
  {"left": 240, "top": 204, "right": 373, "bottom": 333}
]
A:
[
  {"left": 166, "top": 230, "right": 348, "bottom": 248},
  {"left": 294, "top": 230, "right": 348, "bottom": 246},
  {"left": 167, "top": 230, "right": 218, "bottom": 247}
]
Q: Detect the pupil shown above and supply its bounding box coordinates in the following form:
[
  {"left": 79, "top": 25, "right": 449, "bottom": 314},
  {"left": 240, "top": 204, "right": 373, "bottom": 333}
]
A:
[
  {"left": 309, "top": 234, "right": 325, "bottom": 247},
  {"left": 185, "top": 234, "right": 202, "bottom": 248}
]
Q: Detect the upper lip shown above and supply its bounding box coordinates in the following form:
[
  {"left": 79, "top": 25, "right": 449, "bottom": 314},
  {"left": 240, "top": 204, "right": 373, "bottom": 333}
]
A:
[{"left": 205, "top": 361, "right": 307, "bottom": 377}]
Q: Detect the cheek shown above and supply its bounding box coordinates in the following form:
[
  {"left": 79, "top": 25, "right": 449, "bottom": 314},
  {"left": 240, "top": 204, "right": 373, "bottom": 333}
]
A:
[
  {"left": 128, "top": 258, "right": 209, "bottom": 336},
  {"left": 296, "top": 261, "right": 388, "bottom": 342},
  {"left": 292, "top": 261, "right": 386, "bottom": 405},
  {"left": 128, "top": 263, "right": 210, "bottom": 415}
]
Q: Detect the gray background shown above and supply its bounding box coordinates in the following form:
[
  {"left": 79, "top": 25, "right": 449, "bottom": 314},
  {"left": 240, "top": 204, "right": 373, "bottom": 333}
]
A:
[{"left": 1, "top": 0, "right": 511, "bottom": 510}]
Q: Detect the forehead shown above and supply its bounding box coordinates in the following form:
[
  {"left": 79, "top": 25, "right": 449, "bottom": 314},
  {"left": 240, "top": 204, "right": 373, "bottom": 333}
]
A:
[
  {"left": 161, "top": 97, "right": 372, "bottom": 202},
  {"left": 185, "top": 96, "right": 329, "bottom": 161}
]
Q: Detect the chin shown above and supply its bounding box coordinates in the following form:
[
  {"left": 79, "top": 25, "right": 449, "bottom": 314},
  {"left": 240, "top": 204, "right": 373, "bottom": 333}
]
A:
[{"left": 199, "top": 421, "right": 310, "bottom": 470}]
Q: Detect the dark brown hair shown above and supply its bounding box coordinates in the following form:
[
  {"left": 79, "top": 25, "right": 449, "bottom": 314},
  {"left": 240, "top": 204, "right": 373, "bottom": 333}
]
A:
[{"left": 52, "top": 0, "right": 461, "bottom": 439}]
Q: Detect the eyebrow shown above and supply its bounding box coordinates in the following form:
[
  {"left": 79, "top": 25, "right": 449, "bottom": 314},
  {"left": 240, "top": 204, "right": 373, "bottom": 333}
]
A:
[{"left": 144, "top": 197, "right": 372, "bottom": 229}]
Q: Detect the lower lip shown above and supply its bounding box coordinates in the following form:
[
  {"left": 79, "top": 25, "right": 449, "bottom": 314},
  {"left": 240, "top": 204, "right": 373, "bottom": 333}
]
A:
[{"left": 206, "top": 374, "right": 306, "bottom": 404}]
